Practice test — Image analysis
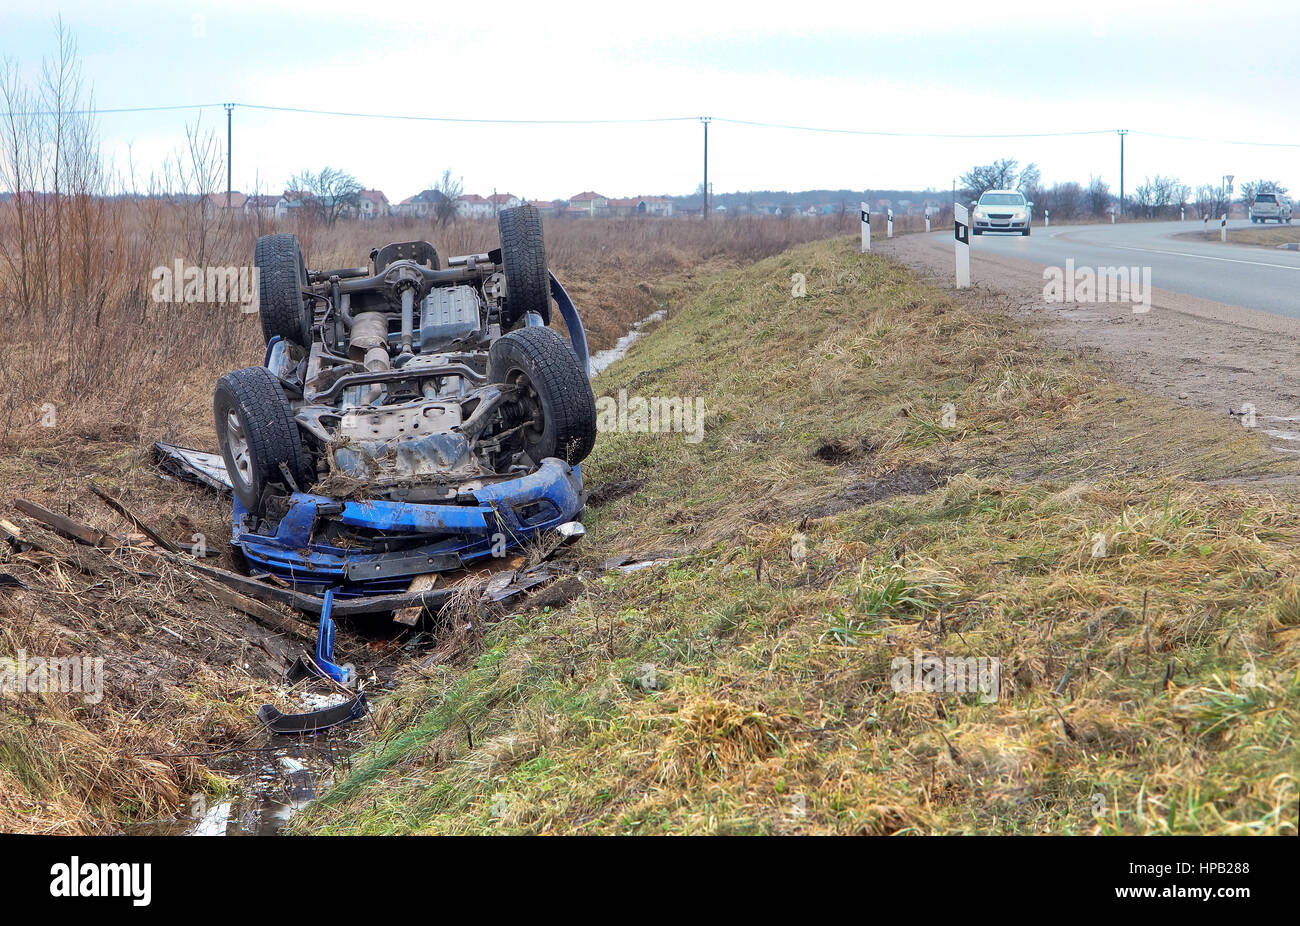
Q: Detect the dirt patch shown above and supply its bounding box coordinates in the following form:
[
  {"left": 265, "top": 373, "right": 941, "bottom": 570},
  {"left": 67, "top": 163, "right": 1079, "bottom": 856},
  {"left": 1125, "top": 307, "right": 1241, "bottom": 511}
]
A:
[
  {"left": 586, "top": 477, "right": 646, "bottom": 507},
  {"left": 812, "top": 435, "right": 880, "bottom": 464},
  {"left": 877, "top": 232, "right": 1300, "bottom": 441},
  {"left": 807, "top": 466, "right": 949, "bottom": 518}
]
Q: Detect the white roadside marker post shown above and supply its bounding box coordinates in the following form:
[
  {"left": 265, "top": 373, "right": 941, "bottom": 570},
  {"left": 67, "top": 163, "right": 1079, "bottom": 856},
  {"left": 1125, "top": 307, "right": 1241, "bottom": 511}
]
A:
[
  {"left": 860, "top": 201, "right": 871, "bottom": 252},
  {"left": 1045, "top": 209, "right": 1050, "bottom": 228},
  {"left": 925, "top": 210, "right": 931, "bottom": 233},
  {"left": 1181, "top": 206, "right": 1185, "bottom": 221},
  {"left": 953, "top": 202, "right": 971, "bottom": 289},
  {"left": 1203, "top": 213, "right": 1208, "bottom": 226},
  {"left": 887, "top": 208, "right": 894, "bottom": 238},
  {"left": 1220, "top": 213, "right": 1227, "bottom": 242},
  {"left": 1111, "top": 210, "right": 1116, "bottom": 224}
]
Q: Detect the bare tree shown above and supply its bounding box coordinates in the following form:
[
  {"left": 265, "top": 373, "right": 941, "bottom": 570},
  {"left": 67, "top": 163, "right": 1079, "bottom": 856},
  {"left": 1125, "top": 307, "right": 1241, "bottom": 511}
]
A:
[
  {"left": 162, "top": 120, "right": 224, "bottom": 266},
  {"left": 289, "top": 166, "right": 363, "bottom": 225},
  {"left": 1131, "top": 175, "right": 1186, "bottom": 218},
  {"left": 1016, "top": 162, "right": 1042, "bottom": 199},
  {"left": 961, "top": 158, "right": 1019, "bottom": 200},
  {"left": 432, "top": 168, "right": 462, "bottom": 227},
  {"left": 1239, "top": 179, "right": 1288, "bottom": 209},
  {"left": 1194, "top": 184, "right": 1227, "bottom": 219},
  {"left": 1038, "top": 181, "right": 1083, "bottom": 219},
  {"left": 1085, "top": 176, "right": 1112, "bottom": 217}
]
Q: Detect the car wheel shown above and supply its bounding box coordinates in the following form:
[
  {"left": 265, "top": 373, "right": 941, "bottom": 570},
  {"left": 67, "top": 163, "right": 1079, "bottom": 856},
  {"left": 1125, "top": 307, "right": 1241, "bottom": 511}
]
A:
[
  {"left": 214, "top": 366, "right": 313, "bottom": 513},
  {"left": 255, "top": 234, "right": 312, "bottom": 347},
  {"left": 497, "top": 204, "right": 551, "bottom": 328},
  {"left": 1022, "top": 228, "right": 1031, "bottom": 236},
  {"left": 973, "top": 229, "right": 983, "bottom": 236},
  {"left": 488, "top": 327, "right": 596, "bottom": 465}
]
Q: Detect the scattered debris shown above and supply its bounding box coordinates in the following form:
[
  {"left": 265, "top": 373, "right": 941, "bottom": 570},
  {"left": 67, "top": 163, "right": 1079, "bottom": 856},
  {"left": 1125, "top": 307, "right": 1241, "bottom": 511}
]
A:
[
  {"left": 258, "top": 693, "right": 369, "bottom": 735},
  {"left": 614, "top": 558, "right": 672, "bottom": 574},
  {"left": 152, "top": 441, "right": 233, "bottom": 494},
  {"left": 88, "top": 481, "right": 182, "bottom": 553}
]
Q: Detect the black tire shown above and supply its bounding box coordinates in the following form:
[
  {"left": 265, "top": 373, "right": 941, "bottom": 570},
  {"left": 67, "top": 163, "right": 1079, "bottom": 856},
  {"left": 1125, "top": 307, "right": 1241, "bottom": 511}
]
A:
[
  {"left": 1022, "top": 228, "right": 1031, "bottom": 236},
  {"left": 488, "top": 327, "right": 596, "bottom": 464},
  {"left": 214, "top": 366, "right": 313, "bottom": 513},
  {"left": 973, "top": 229, "right": 983, "bottom": 236},
  {"left": 498, "top": 204, "right": 551, "bottom": 328},
  {"left": 255, "top": 234, "right": 312, "bottom": 347}
]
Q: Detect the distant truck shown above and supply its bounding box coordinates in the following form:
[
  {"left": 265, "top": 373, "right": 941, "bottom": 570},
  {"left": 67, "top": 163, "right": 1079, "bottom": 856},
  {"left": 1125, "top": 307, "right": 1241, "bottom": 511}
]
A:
[{"left": 1250, "top": 192, "right": 1292, "bottom": 224}]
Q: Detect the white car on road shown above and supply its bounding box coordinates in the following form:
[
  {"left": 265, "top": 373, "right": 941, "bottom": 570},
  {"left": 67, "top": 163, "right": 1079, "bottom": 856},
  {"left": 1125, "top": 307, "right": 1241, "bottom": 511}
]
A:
[
  {"left": 1251, "top": 192, "right": 1292, "bottom": 224},
  {"left": 972, "top": 190, "right": 1033, "bottom": 236}
]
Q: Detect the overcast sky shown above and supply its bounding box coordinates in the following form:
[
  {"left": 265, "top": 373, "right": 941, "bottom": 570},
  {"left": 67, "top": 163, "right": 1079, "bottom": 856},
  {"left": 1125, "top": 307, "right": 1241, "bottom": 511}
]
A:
[{"left": 3, "top": 0, "right": 1298, "bottom": 201}]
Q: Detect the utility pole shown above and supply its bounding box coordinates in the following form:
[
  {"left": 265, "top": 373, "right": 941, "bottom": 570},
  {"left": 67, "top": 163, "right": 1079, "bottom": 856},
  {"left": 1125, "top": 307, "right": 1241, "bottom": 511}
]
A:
[
  {"left": 701, "top": 116, "right": 711, "bottom": 219},
  {"left": 1117, "top": 128, "right": 1128, "bottom": 218},
  {"left": 224, "top": 103, "right": 234, "bottom": 205}
]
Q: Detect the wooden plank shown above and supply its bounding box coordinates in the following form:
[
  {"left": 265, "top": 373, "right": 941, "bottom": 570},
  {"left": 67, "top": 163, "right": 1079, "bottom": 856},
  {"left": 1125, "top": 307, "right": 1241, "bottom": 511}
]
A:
[
  {"left": 189, "top": 574, "right": 318, "bottom": 643},
  {"left": 8, "top": 503, "right": 315, "bottom": 643},
  {"left": 393, "top": 574, "right": 438, "bottom": 626},
  {"left": 13, "top": 498, "right": 121, "bottom": 548},
  {"left": 88, "top": 482, "right": 182, "bottom": 553},
  {"left": 0, "top": 518, "right": 27, "bottom": 551},
  {"left": 2, "top": 515, "right": 117, "bottom": 578}
]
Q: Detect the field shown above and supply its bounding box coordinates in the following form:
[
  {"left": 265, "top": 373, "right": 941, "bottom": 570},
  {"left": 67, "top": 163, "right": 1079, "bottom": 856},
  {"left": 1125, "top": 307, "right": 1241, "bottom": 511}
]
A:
[{"left": 4, "top": 198, "right": 1297, "bottom": 835}]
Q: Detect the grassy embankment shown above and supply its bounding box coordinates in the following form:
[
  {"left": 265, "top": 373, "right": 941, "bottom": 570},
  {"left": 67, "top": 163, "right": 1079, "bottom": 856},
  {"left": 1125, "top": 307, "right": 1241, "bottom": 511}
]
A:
[
  {"left": 1229, "top": 225, "right": 1300, "bottom": 248},
  {"left": 295, "top": 235, "right": 1300, "bottom": 835},
  {"left": 1178, "top": 225, "right": 1300, "bottom": 248}
]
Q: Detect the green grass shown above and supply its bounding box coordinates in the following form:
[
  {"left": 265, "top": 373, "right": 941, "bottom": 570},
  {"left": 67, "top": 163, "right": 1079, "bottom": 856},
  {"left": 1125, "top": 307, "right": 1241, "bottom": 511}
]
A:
[{"left": 293, "top": 235, "right": 1300, "bottom": 835}]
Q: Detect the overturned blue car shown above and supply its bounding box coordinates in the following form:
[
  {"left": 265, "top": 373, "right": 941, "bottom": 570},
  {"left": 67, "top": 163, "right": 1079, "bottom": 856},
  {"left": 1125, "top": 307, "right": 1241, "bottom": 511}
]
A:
[{"left": 212, "top": 205, "right": 596, "bottom": 613}]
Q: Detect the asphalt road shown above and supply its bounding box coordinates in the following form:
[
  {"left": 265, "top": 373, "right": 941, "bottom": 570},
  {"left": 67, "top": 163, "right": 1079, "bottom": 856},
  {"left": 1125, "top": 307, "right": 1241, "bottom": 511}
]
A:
[{"left": 957, "top": 219, "right": 1300, "bottom": 318}]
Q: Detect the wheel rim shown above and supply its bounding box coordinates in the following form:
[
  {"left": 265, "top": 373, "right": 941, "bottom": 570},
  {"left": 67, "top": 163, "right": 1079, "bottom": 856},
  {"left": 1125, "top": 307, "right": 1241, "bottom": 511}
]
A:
[
  {"left": 225, "top": 410, "right": 253, "bottom": 489},
  {"left": 509, "top": 371, "right": 546, "bottom": 443}
]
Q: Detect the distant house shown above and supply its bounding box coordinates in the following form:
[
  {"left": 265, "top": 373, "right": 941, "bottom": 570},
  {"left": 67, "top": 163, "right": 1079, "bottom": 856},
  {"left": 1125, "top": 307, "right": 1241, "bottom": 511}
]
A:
[
  {"left": 454, "top": 193, "right": 492, "bottom": 219},
  {"left": 568, "top": 191, "right": 608, "bottom": 216},
  {"left": 608, "top": 195, "right": 673, "bottom": 217},
  {"left": 275, "top": 191, "right": 313, "bottom": 219},
  {"left": 202, "top": 191, "right": 246, "bottom": 211},
  {"left": 396, "top": 189, "right": 450, "bottom": 218},
  {"left": 358, "top": 190, "right": 390, "bottom": 219},
  {"left": 524, "top": 198, "right": 558, "bottom": 216},
  {"left": 487, "top": 192, "right": 521, "bottom": 212},
  {"left": 244, "top": 194, "right": 279, "bottom": 218}
]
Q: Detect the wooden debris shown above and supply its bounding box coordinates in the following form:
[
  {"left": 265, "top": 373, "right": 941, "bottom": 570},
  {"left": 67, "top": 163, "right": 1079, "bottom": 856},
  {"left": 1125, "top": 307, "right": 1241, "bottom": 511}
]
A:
[
  {"left": 14, "top": 498, "right": 122, "bottom": 548},
  {"left": 394, "top": 574, "right": 438, "bottom": 626},
  {"left": 88, "top": 482, "right": 182, "bottom": 553}
]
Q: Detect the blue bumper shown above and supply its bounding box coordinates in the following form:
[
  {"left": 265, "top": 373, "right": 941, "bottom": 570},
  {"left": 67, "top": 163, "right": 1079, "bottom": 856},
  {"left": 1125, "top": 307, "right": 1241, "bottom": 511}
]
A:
[{"left": 233, "top": 458, "right": 585, "bottom": 596}]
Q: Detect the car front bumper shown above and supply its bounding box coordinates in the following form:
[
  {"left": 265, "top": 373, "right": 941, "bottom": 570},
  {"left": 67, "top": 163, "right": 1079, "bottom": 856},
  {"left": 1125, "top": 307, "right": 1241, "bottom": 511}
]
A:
[
  {"left": 973, "top": 216, "right": 1030, "bottom": 230},
  {"left": 232, "top": 457, "right": 585, "bottom": 595}
]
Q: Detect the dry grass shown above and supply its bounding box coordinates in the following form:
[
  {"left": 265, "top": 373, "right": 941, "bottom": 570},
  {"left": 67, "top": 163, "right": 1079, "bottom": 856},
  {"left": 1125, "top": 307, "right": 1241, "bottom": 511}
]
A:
[{"left": 1175, "top": 224, "right": 1300, "bottom": 248}]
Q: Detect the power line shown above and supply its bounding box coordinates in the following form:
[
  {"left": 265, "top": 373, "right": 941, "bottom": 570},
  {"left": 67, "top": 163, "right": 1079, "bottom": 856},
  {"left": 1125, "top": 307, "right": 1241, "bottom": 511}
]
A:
[
  {"left": 1132, "top": 129, "right": 1300, "bottom": 149},
  {"left": 13, "top": 103, "right": 226, "bottom": 115},
  {"left": 10, "top": 101, "right": 1300, "bottom": 148},
  {"left": 238, "top": 104, "right": 699, "bottom": 125},
  {"left": 711, "top": 117, "right": 1116, "bottom": 139}
]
